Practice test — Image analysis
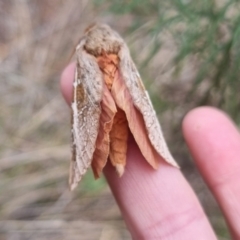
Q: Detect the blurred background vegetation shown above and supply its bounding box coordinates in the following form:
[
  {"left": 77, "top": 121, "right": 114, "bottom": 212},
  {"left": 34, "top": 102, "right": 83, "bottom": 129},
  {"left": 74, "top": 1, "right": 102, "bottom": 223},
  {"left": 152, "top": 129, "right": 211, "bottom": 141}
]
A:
[{"left": 0, "top": 0, "right": 239, "bottom": 239}]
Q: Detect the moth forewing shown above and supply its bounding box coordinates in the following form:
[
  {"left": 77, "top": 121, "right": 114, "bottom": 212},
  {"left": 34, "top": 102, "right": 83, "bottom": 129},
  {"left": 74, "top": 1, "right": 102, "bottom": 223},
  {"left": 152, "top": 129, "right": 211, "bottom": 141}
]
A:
[
  {"left": 70, "top": 43, "right": 103, "bottom": 190},
  {"left": 118, "top": 47, "right": 178, "bottom": 168},
  {"left": 69, "top": 24, "right": 178, "bottom": 190}
]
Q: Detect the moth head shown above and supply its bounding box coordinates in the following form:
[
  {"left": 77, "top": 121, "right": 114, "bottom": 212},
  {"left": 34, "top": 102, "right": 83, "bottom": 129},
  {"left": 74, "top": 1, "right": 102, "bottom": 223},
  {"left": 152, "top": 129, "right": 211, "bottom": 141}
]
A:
[{"left": 84, "top": 24, "right": 123, "bottom": 56}]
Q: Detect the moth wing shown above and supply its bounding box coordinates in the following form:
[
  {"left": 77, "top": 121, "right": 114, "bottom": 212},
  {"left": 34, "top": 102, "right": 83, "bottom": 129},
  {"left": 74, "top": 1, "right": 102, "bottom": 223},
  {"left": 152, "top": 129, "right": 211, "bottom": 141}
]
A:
[
  {"left": 70, "top": 43, "right": 103, "bottom": 190},
  {"left": 119, "top": 46, "right": 178, "bottom": 167}
]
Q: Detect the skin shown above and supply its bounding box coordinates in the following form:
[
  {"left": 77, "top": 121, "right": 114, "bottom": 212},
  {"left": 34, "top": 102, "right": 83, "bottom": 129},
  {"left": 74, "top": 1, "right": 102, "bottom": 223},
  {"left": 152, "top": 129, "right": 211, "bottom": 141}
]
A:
[{"left": 61, "top": 62, "right": 240, "bottom": 240}]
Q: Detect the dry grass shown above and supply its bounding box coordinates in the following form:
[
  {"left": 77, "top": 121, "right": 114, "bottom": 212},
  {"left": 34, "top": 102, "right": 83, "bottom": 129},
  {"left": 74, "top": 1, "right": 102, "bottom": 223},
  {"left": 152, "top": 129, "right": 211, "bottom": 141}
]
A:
[
  {"left": 0, "top": 1, "right": 131, "bottom": 239},
  {"left": 0, "top": 0, "right": 230, "bottom": 239}
]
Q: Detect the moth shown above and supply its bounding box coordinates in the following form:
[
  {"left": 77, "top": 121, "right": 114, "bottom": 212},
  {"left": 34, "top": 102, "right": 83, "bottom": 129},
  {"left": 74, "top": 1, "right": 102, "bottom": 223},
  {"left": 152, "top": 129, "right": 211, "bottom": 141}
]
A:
[{"left": 70, "top": 24, "right": 178, "bottom": 190}]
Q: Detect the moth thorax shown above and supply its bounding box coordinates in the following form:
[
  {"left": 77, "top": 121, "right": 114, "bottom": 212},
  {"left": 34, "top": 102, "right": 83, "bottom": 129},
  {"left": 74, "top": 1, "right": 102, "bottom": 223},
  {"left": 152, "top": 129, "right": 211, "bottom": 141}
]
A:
[
  {"left": 84, "top": 24, "right": 122, "bottom": 56},
  {"left": 84, "top": 40, "right": 121, "bottom": 56}
]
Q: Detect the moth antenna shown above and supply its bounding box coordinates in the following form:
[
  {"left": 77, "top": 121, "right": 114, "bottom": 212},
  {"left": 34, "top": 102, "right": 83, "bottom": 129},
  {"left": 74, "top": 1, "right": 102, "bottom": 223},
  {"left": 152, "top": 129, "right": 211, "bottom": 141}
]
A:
[{"left": 84, "top": 22, "right": 97, "bottom": 33}]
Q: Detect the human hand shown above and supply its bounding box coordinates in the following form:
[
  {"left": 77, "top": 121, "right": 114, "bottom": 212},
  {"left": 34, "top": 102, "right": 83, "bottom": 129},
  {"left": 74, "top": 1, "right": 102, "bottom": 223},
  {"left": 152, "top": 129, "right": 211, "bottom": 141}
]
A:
[{"left": 61, "top": 63, "right": 240, "bottom": 240}]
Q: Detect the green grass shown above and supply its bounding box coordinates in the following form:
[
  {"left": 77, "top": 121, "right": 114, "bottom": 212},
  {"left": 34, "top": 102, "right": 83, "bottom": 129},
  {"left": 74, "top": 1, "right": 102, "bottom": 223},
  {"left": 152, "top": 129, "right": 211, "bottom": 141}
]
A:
[{"left": 96, "top": 0, "right": 240, "bottom": 125}]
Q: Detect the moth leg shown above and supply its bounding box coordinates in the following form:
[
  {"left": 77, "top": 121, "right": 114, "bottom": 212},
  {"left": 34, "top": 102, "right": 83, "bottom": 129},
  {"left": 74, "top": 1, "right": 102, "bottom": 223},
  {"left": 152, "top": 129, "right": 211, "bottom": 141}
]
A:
[{"left": 109, "top": 108, "right": 129, "bottom": 176}]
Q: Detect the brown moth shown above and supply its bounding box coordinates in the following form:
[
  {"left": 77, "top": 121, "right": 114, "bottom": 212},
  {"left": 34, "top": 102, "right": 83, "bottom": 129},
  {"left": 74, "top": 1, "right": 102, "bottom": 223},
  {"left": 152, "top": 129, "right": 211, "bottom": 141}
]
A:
[{"left": 70, "top": 24, "right": 178, "bottom": 190}]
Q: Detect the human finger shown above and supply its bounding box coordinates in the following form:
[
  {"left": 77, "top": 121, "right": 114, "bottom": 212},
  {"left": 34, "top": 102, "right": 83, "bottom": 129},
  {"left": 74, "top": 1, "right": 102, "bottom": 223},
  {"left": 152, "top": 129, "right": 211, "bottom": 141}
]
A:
[
  {"left": 61, "top": 65, "right": 217, "bottom": 240},
  {"left": 183, "top": 107, "right": 240, "bottom": 239}
]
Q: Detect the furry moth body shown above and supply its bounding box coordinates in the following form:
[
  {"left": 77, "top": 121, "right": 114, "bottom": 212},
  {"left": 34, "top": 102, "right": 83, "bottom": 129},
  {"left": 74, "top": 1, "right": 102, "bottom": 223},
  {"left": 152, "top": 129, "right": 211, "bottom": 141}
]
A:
[{"left": 70, "top": 24, "right": 178, "bottom": 190}]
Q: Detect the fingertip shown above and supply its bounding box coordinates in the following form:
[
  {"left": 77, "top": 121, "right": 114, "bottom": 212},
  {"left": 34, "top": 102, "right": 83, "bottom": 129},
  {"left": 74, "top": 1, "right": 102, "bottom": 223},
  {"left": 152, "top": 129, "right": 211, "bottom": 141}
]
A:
[
  {"left": 60, "top": 62, "right": 76, "bottom": 105},
  {"left": 182, "top": 106, "right": 232, "bottom": 142},
  {"left": 182, "top": 105, "right": 240, "bottom": 175}
]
